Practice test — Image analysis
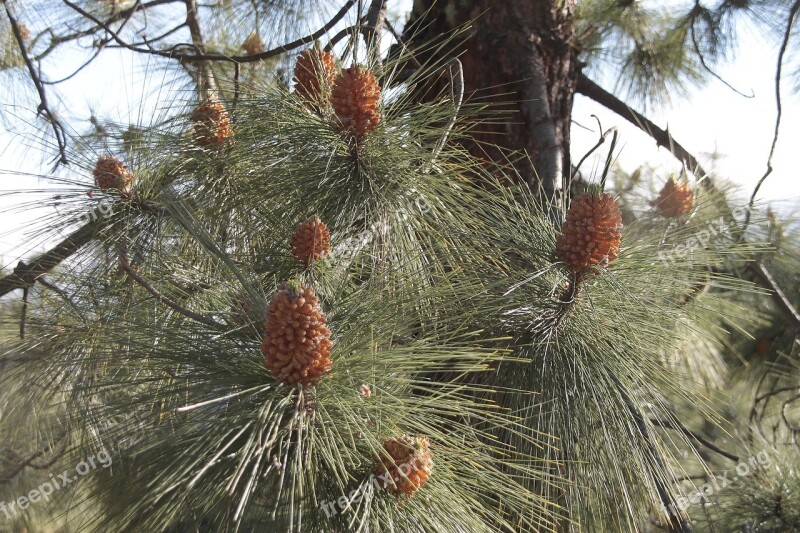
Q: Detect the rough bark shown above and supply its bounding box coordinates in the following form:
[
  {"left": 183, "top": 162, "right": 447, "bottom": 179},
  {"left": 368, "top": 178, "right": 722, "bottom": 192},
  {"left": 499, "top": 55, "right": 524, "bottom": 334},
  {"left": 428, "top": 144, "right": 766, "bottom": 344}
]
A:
[{"left": 402, "top": 0, "right": 578, "bottom": 203}]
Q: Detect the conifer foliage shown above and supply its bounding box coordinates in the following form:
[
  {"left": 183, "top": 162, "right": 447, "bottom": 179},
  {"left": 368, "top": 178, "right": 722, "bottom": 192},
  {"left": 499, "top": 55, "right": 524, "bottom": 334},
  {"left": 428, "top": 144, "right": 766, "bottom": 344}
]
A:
[{"left": 0, "top": 1, "right": 799, "bottom": 532}]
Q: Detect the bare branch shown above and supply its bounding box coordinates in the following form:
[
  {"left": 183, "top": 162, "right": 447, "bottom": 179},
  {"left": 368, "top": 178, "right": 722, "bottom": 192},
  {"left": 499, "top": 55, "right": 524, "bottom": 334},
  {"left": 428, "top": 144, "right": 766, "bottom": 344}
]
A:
[
  {"left": 650, "top": 417, "right": 740, "bottom": 463},
  {"left": 577, "top": 73, "right": 712, "bottom": 188},
  {"left": 4, "top": 2, "right": 68, "bottom": 166},
  {"left": 63, "top": 0, "right": 357, "bottom": 64},
  {"left": 743, "top": 0, "right": 800, "bottom": 232}
]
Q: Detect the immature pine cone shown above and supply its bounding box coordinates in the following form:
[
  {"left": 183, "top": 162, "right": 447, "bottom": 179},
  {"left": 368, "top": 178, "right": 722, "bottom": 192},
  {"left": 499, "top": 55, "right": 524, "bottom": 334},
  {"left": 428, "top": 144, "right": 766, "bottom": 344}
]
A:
[
  {"left": 651, "top": 177, "right": 694, "bottom": 217},
  {"left": 291, "top": 217, "right": 331, "bottom": 265},
  {"left": 17, "top": 24, "right": 30, "bottom": 43},
  {"left": 293, "top": 48, "right": 336, "bottom": 102},
  {"left": 556, "top": 193, "right": 623, "bottom": 272},
  {"left": 93, "top": 155, "right": 134, "bottom": 193},
  {"left": 191, "top": 100, "right": 232, "bottom": 147},
  {"left": 262, "top": 283, "right": 332, "bottom": 387},
  {"left": 374, "top": 435, "right": 433, "bottom": 497},
  {"left": 331, "top": 66, "right": 381, "bottom": 138},
  {"left": 242, "top": 32, "right": 264, "bottom": 55}
]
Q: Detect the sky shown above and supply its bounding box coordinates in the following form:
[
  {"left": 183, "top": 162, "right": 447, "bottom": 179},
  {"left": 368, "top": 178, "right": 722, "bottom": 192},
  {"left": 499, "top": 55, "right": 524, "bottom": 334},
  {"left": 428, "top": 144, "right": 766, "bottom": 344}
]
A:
[
  {"left": 571, "top": 12, "right": 800, "bottom": 211},
  {"left": 0, "top": 0, "right": 797, "bottom": 265}
]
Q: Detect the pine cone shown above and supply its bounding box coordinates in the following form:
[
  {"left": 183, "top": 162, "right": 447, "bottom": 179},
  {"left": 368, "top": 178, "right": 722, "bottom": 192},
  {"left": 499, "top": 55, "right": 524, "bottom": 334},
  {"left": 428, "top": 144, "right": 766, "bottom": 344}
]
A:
[
  {"left": 651, "top": 177, "right": 694, "bottom": 217},
  {"left": 93, "top": 155, "right": 134, "bottom": 193},
  {"left": 290, "top": 217, "right": 331, "bottom": 265},
  {"left": 556, "top": 193, "right": 623, "bottom": 272},
  {"left": 331, "top": 66, "right": 381, "bottom": 138},
  {"left": 18, "top": 24, "right": 30, "bottom": 43},
  {"left": 262, "top": 283, "right": 332, "bottom": 387},
  {"left": 242, "top": 32, "right": 264, "bottom": 56},
  {"left": 293, "top": 48, "right": 336, "bottom": 102},
  {"left": 191, "top": 100, "right": 233, "bottom": 147},
  {"left": 374, "top": 435, "right": 433, "bottom": 497}
]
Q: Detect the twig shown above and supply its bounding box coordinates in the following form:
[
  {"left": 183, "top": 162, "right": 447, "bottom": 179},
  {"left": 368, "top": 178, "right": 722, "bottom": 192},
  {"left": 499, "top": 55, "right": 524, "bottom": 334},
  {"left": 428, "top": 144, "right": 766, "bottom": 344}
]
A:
[
  {"left": 650, "top": 418, "right": 740, "bottom": 463},
  {"left": 570, "top": 116, "right": 614, "bottom": 182},
  {"left": 577, "top": 73, "right": 711, "bottom": 188},
  {"left": 324, "top": 22, "right": 364, "bottom": 52},
  {"left": 754, "top": 385, "right": 800, "bottom": 405},
  {"left": 118, "top": 243, "right": 224, "bottom": 329},
  {"left": 742, "top": 0, "right": 800, "bottom": 232},
  {"left": 63, "top": 0, "right": 357, "bottom": 64},
  {"left": 33, "top": 0, "right": 181, "bottom": 66},
  {"left": 4, "top": 2, "right": 68, "bottom": 167},
  {"left": 689, "top": 22, "right": 753, "bottom": 99},
  {"left": 0, "top": 432, "right": 69, "bottom": 486}
]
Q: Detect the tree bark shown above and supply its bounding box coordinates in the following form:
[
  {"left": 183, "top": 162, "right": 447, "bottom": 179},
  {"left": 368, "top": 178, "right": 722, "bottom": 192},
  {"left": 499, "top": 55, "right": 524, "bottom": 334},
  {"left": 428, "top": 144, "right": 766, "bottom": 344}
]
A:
[{"left": 403, "top": 0, "right": 578, "bottom": 203}]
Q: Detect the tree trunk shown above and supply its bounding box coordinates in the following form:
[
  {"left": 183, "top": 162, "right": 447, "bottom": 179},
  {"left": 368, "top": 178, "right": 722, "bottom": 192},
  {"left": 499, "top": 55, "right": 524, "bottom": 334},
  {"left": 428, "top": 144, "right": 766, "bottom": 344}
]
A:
[{"left": 403, "top": 0, "right": 578, "bottom": 203}]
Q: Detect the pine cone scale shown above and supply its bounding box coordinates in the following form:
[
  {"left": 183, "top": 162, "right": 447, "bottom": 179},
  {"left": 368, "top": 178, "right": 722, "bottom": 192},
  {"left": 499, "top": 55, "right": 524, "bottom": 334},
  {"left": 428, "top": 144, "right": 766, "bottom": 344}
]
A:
[{"left": 556, "top": 193, "right": 623, "bottom": 272}]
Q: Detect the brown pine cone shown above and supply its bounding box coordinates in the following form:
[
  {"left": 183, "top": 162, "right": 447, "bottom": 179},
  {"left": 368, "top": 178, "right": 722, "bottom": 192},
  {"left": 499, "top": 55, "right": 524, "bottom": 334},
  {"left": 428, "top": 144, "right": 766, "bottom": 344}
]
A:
[
  {"left": 18, "top": 24, "right": 30, "bottom": 43},
  {"left": 290, "top": 217, "right": 331, "bottom": 265},
  {"left": 262, "top": 283, "right": 332, "bottom": 387},
  {"left": 242, "top": 32, "right": 264, "bottom": 56},
  {"left": 651, "top": 177, "right": 694, "bottom": 217},
  {"left": 556, "top": 193, "right": 623, "bottom": 272},
  {"left": 293, "top": 48, "right": 336, "bottom": 102},
  {"left": 93, "top": 155, "right": 134, "bottom": 193},
  {"left": 191, "top": 100, "right": 233, "bottom": 147},
  {"left": 374, "top": 435, "right": 433, "bottom": 497},
  {"left": 331, "top": 66, "right": 381, "bottom": 138}
]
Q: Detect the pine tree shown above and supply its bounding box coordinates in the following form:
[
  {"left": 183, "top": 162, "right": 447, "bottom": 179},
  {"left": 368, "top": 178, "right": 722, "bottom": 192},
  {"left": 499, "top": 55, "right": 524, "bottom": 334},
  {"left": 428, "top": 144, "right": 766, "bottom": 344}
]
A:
[{"left": 0, "top": 1, "right": 799, "bottom": 532}]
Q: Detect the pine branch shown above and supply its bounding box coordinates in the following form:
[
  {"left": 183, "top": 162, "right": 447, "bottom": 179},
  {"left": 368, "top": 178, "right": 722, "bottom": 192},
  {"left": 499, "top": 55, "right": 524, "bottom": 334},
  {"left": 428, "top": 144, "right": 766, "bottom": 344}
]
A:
[
  {"left": 576, "top": 72, "right": 711, "bottom": 187},
  {"left": 0, "top": 220, "right": 101, "bottom": 298},
  {"left": 574, "top": 73, "right": 800, "bottom": 330},
  {"left": 4, "top": 2, "right": 68, "bottom": 167}
]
